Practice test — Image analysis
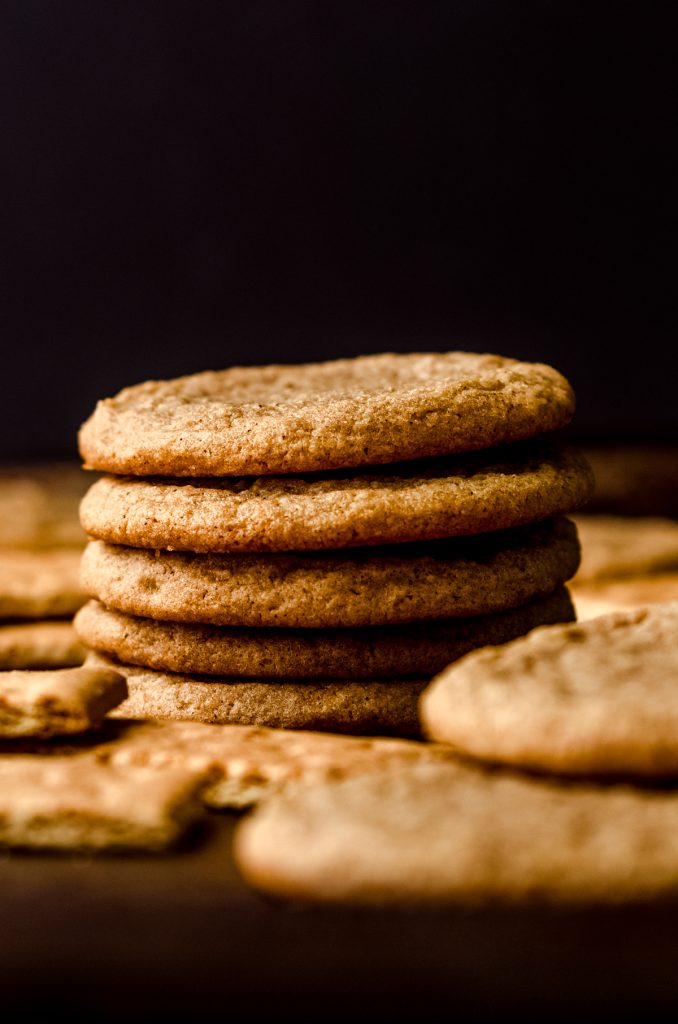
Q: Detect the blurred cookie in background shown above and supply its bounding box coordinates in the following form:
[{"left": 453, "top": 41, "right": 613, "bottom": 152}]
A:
[
  {"left": 571, "top": 514, "right": 678, "bottom": 619},
  {"left": 0, "top": 462, "right": 90, "bottom": 549}
]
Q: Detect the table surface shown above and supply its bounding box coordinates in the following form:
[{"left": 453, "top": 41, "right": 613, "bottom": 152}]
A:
[{"left": 3, "top": 812, "right": 678, "bottom": 1020}]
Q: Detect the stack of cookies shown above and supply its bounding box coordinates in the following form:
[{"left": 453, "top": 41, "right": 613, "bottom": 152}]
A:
[{"left": 74, "top": 352, "right": 593, "bottom": 737}]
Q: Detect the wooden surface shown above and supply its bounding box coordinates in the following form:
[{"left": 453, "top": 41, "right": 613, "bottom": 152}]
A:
[{"left": 3, "top": 812, "right": 678, "bottom": 1019}]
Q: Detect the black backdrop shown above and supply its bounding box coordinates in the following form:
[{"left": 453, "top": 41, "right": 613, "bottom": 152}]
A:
[{"left": 1, "top": 1, "right": 674, "bottom": 459}]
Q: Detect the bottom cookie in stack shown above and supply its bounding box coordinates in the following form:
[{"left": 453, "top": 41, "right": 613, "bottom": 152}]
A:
[{"left": 78, "top": 585, "right": 575, "bottom": 738}]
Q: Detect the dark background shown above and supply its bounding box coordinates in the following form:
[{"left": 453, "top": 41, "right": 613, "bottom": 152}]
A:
[{"left": 1, "top": 1, "right": 674, "bottom": 459}]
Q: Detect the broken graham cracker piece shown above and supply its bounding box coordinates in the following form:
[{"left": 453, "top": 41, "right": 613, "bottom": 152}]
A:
[
  {"left": 0, "top": 756, "right": 209, "bottom": 851},
  {"left": 93, "top": 719, "right": 463, "bottom": 809},
  {"left": 0, "top": 620, "right": 85, "bottom": 670},
  {"left": 0, "top": 665, "right": 127, "bottom": 739}
]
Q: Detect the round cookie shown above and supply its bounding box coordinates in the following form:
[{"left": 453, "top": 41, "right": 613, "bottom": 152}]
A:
[
  {"left": 421, "top": 602, "right": 678, "bottom": 776},
  {"left": 78, "top": 352, "right": 575, "bottom": 476},
  {"left": 573, "top": 514, "right": 678, "bottom": 583},
  {"left": 91, "top": 654, "right": 427, "bottom": 738},
  {"left": 234, "top": 760, "right": 678, "bottom": 905},
  {"left": 80, "top": 518, "right": 580, "bottom": 629},
  {"left": 0, "top": 621, "right": 85, "bottom": 670},
  {"left": 571, "top": 573, "right": 678, "bottom": 621},
  {"left": 75, "top": 588, "right": 574, "bottom": 679},
  {"left": 80, "top": 441, "right": 593, "bottom": 553},
  {"left": 0, "top": 462, "right": 89, "bottom": 549},
  {"left": 0, "top": 549, "right": 85, "bottom": 619}
]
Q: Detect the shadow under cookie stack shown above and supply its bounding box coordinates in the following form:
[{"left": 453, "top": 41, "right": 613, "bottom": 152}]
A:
[{"left": 74, "top": 352, "right": 593, "bottom": 737}]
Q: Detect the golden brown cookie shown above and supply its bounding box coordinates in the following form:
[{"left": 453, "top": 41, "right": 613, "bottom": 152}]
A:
[
  {"left": 80, "top": 441, "right": 592, "bottom": 553},
  {"left": 80, "top": 518, "right": 580, "bottom": 629},
  {"left": 0, "top": 756, "right": 209, "bottom": 851},
  {"left": 571, "top": 573, "right": 678, "bottom": 621},
  {"left": 0, "top": 462, "right": 89, "bottom": 549},
  {"left": 74, "top": 588, "right": 574, "bottom": 679},
  {"left": 0, "top": 620, "right": 85, "bottom": 670},
  {"left": 234, "top": 761, "right": 678, "bottom": 905},
  {"left": 421, "top": 603, "right": 678, "bottom": 775},
  {"left": 0, "top": 548, "right": 85, "bottom": 619},
  {"left": 0, "top": 665, "right": 127, "bottom": 738},
  {"left": 78, "top": 352, "right": 575, "bottom": 476},
  {"left": 573, "top": 514, "right": 678, "bottom": 582},
  {"left": 89, "top": 653, "right": 428, "bottom": 737}
]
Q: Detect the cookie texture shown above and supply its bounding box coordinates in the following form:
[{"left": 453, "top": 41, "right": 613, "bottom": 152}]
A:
[
  {"left": 95, "top": 719, "right": 462, "bottom": 809},
  {"left": 234, "top": 761, "right": 678, "bottom": 905},
  {"left": 0, "top": 462, "right": 88, "bottom": 549},
  {"left": 81, "top": 518, "right": 580, "bottom": 628},
  {"left": 571, "top": 574, "right": 678, "bottom": 621},
  {"left": 75, "top": 588, "right": 574, "bottom": 679},
  {"left": 78, "top": 352, "right": 575, "bottom": 476},
  {"left": 0, "top": 665, "right": 127, "bottom": 738},
  {"left": 421, "top": 603, "right": 678, "bottom": 775},
  {"left": 0, "top": 757, "right": 208, "bottom": 851},
  {"left": 0, "top": 548, "right": 85, "bottom": 619},
  {"left": 90, "top": 653, "right": 427, "bottom": 737},
  {"left": 573, "top": 515, "right": 678, "bottom": 583},
  {"left": 80, "top": 441, "right": 592, "bottom": 553},
  {"left": 0, "top": 621, "right": 85, "bottom": 670}
]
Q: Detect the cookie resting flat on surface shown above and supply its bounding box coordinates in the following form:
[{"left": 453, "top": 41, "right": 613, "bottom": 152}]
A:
[
  {"left": 234, "top": 761, "right": 678, "bottom": 905},
  {"left": 78, "top": 352, "right": 575, "bottom": 476},
  {"left": 420, "top": 602, "right": 678, "bottom": 775},
  {"left": 0, "top": 548, "right": 85, "bottom": 619},
  {"left": 0, "top": 620, "right": 85, "bottom": 670},
  {"left": 89, "top": 652, "right": 428, "bottom": 738}
]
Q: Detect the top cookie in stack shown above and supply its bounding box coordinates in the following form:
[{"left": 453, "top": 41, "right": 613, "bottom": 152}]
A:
[{"left": 75, "top": 352, "right": 593, "bottom": 736}]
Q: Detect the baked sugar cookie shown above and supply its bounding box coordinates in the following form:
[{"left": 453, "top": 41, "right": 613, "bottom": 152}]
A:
[
  {"left": 90, "top": 653, "right": 428, "bottom": 737},
  {"left": 78, "top": 352, "right": 575, "bottom": 476},
  {"left": 0, "top": 548, "right": 85, "bottom": 619},
  {"left": 74, "top": 587, "right": 574, "bottom": 679},
  {"left": 80, "top": 518, "right": 580, "bottom": 628},
  {"left": 571, "top": 574, "right": 678, "bottom": 621},
  {"left": 0, "top": 462, "right": 88, "bottom": 549},
  {"left": 80, "top": 441, "right": 592, "bottom": 553},
  {"left": 421, "top": 603, "right": 678, "bottom": 775},
  {"left": 0, "top": 621, "right": 85, "bottom": 670},
  {"left": 234, "top": 761, "right": 678, "bottom": 905},
  {"left": 573, "top": 515, "right": 678, "bottom": 583}
]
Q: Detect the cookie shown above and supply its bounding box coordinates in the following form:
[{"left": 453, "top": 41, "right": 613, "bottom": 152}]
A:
[
  {"left": 0, "top": 665, "right": 127, "bottom": 738},
  {"left": 80, "top": 441, "right": 593, "bottom": 553},
  {"left": 96, "top": 719, "right": 463, "bottom": 809},
  {"left": 234, "top": 760, "right": 678, "bottom": 905},
  {"left": 0, "top": 621, "right": 85, "bottom": 670},
  {"left": 89, "top": 653, "right": 428, "bottom": 737},
  {"left": 0, "top": 462, "right": 89, "bottom": 549},
  {"left": 0, "top": 548, "right": 85, "bottom": 619},
  {"left": 80, "top": 518, "right": 580, "bottom": 629},
  {"left": 421, "top": 603, "right": 678, "bottom": 775},
  {"left": 573, "top": 515, "right": 678, "bottom": 582},
  {"left": 0, "top": 757, "right": 209, "bottom": 851},
  {"left": 571, "top": 574, "right": 678, "bottom": 621},
  {"left": 78, "top": 352, "right": 575, "bottom": 476},
  {"left": 74, "top": 587, "right": 574, "bottom": 679}
]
